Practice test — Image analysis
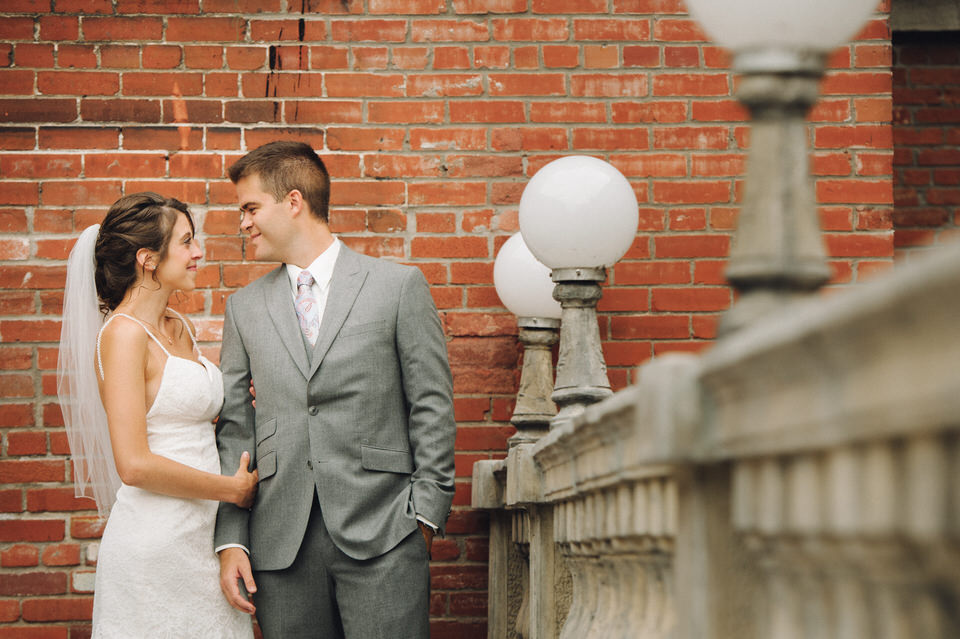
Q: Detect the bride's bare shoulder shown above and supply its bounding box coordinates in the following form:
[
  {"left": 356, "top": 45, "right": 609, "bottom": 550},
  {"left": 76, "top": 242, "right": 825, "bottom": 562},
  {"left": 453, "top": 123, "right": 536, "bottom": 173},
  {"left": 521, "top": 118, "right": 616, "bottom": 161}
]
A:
[{"left": 99, "top": 315, "right": 149, "bottom": 351}]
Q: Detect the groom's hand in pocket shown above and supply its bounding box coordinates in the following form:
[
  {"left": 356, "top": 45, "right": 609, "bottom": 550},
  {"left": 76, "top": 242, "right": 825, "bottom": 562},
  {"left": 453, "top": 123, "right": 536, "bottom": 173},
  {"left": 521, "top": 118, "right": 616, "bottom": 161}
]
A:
[{"left": 218, "top": 547, "right": 257, "bottom": 615}]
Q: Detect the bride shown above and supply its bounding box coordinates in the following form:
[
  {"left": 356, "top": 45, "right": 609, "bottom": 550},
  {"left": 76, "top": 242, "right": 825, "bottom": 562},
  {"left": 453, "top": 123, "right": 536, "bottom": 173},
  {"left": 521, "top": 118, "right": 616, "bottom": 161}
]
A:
[{"left": 57, "top": 192, "right": 257, "bottom": 638}]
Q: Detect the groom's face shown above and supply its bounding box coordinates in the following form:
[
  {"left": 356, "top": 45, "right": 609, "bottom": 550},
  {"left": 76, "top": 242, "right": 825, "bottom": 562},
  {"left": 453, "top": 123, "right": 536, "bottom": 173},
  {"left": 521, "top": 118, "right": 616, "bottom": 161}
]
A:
[{"left": 237, "top": 174, "right": 291, "bottom": 262}]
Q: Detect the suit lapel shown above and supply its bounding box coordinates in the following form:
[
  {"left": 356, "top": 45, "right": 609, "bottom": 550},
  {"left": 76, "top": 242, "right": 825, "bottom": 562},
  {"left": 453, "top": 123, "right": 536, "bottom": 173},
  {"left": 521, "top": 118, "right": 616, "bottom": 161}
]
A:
[
  {"left": 307, "top": 246, "right": 367, "bottom": 379},
  {"left": 263, "top": 266, "right": 311, "bottom": 379}
]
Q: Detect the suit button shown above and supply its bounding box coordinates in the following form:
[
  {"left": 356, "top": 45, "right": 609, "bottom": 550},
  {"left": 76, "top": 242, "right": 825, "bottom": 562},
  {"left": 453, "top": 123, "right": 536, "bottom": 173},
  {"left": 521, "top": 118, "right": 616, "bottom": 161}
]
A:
[{"left": 308, "top": 406, "right": 319, "bottom": 416}]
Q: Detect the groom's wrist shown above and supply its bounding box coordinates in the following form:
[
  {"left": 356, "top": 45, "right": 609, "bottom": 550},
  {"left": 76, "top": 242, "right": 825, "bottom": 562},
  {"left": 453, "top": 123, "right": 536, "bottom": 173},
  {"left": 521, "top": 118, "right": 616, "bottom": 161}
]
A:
[{"left": 215, "top": 543, "right": 250, "bottom": 555}]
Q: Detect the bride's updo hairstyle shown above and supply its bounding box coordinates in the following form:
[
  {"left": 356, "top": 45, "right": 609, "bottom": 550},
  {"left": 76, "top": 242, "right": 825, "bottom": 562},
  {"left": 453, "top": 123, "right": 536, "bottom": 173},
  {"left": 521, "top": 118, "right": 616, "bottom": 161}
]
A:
[{"left": 94, "top": 192, "right": 194, "bottom": 313}]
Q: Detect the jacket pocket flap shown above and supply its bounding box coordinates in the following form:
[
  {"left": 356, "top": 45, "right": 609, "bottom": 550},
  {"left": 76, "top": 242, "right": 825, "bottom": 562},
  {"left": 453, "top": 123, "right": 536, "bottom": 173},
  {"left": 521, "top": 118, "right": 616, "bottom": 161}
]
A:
[
  {"left": 256, "top": 417, "right": 277, "bottom": 444},
  {"left": 339, "top": 319, "right": 387, "bottom": 338},
  {"left": 361, "top": 445, "right": 413, "bottom": 474},
  {"left": 256, "top": 450, "right": 276, "bottom": 481}
]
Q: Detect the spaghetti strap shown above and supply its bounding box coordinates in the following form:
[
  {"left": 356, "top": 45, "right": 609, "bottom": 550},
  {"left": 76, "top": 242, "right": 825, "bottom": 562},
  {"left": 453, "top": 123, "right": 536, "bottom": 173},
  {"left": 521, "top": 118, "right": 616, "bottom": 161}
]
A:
[
  {"left": 165, "top": 308, "right": 198, "bottom": 350},
  {"left": 96, "top": 313, "right": 171, "bottom": 379}
]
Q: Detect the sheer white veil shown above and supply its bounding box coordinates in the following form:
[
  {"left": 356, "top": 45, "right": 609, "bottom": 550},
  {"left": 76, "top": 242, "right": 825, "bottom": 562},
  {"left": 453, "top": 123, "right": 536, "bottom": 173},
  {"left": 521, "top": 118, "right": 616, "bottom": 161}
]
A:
[{"left": 57, "top": 224, "right": 120, "bottom": 518}]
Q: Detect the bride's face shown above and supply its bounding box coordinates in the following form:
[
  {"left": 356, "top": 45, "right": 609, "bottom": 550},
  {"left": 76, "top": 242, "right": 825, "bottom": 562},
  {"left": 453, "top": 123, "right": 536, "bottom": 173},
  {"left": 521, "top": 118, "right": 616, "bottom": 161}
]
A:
[{"left": 155, "top": 212, "right": 202, "bottom": 291}]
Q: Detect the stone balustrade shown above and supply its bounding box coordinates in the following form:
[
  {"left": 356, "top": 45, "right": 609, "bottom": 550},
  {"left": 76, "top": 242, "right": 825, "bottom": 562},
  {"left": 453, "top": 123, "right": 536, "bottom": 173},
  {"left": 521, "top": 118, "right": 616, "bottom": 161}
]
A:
[{"left": 473, "top": 242, "right": 960, "bottom": 639}]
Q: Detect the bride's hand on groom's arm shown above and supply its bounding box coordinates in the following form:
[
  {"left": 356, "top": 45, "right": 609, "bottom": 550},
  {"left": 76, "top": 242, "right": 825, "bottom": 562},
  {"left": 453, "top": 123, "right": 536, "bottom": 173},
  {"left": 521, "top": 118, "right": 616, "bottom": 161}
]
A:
[
  {"left": 219, "top": 547, "right": 257, "bottom": 615},
  {"left": 232, "top": 451, "right": 258, "bottom": 509}
]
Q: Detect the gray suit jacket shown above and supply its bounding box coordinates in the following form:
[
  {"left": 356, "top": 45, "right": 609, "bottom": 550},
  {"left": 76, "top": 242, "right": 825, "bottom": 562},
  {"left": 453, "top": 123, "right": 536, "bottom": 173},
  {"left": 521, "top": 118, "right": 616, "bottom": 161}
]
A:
[{"left": 214, "top": 246, "right": 456, "bottom": 568}]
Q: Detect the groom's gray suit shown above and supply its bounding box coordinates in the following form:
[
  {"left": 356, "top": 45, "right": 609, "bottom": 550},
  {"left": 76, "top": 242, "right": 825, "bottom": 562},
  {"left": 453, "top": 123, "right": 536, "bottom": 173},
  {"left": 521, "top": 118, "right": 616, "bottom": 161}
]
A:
[{"left": 214, "top": 244, "right": 456, "bottom": 635}]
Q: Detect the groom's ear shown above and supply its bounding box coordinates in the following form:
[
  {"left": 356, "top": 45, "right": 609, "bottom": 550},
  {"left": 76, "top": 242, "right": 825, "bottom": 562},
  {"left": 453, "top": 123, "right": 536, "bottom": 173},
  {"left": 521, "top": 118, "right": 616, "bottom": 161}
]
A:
[{"left": 286, "top": 189, "right": 306, "bottom": 218}]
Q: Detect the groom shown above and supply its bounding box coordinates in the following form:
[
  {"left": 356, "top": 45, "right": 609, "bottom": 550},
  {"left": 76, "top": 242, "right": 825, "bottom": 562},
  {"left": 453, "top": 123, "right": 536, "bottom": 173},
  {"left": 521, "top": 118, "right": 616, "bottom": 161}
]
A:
[{"left": 214, "top": 141, "right": 456, "bottom": 638}]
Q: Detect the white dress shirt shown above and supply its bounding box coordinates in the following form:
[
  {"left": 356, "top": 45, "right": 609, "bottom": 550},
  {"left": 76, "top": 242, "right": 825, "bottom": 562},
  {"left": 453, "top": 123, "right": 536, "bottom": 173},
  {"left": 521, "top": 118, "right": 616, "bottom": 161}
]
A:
[{"left": 284, "top": 237, "right": 342, "bottom": 328}]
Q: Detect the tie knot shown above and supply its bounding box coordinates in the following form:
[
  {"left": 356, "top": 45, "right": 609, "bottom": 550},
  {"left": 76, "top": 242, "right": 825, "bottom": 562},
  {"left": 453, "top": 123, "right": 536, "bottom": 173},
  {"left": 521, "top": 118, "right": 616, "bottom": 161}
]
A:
[{"left": 297, "top": 270, "right": 315, "bottom": 288}]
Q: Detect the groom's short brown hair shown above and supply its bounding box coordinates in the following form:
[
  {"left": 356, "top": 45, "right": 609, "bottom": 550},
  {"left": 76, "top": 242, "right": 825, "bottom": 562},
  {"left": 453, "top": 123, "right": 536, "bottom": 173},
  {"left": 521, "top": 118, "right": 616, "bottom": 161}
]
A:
[{"left": 228, "top": 141, "right": 331, "bottom": 223}]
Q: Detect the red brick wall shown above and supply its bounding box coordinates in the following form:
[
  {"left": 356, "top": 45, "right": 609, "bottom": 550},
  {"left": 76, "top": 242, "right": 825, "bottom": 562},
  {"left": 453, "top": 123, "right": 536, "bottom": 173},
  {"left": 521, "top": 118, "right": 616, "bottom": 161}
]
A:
[
  {"left": 893, "top": 33, "right": 960, "bottom": 256},
  {"left": 0, "top": 2, "right": 891, "bottom": 636}
]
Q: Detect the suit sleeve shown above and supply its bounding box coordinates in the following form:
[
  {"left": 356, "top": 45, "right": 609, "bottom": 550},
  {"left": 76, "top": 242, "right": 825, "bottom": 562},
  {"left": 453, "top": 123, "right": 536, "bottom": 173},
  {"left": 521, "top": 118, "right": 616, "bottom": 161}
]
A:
[
  {"left": 396, "top": 267, "right": 457, "bottom": 534},
  {"left": 214, "top": 295, "right": 255, "bottom": 550}
]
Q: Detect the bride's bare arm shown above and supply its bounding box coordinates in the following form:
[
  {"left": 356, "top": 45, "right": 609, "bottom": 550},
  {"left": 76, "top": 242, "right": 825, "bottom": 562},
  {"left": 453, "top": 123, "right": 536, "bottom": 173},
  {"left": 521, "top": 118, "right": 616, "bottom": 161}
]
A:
[{"left": 97, "top": 319, "right": 257, "bottom": 507}]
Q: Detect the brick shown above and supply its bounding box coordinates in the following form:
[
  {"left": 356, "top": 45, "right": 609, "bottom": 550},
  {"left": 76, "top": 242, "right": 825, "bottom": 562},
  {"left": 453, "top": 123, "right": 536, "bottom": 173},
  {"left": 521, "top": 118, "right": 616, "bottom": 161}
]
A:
[
  {"left": 410, "top": 183, "right": 486, "bottom": 206},
  {"left": 326, "top": 73, "right": 405, "bottom": 98},
  {"left": 115, "top": 0, "right": 199, "bottom": 11},
  {"left": 14, "top": 44, "right": 55, "bottom": 68},
  {"left": 411, "top": 19, "right": 489, "bottom": 41},
  {"left": 325, "top": 127, "right": 404, "bottom": 151},
  {"left": 614, "top": 261, "right": 689, "bottom": 284},
  {"left": 84, "top": 153, "right": 165, "bottom": 178},
  {"left": 530, "top": 101, "right": 606, "bottom": 123},
  {"left": 0, "top": 182, "right": 38, "bottom": 206},
  {"left": 0, "top": 70, "right": 35, "bottom": 95},
  {"left": 821, "top": 72, "right": 891, "bottom": 95},
  {"left": 0, "top": 18, "right": 34, "bottom": 40},
  {"left": 692, "top": 153, "right": 746, "bottom": 176},
  {"left": 166, "top": 17, "right": 245, "bottom": 42},
  {"left": 80, "top": 99, "right": 161, "bottom": 123},
  {"left": 394, "top": 46, "right": 430, "bottom": 69},
  {"left": 0, "top": 404, "right": 35, "bottom": 428},
  {"left": 653, "top": 73, "right": 728, "bottom": 96},
  {"left": 652, "top": 287, "right": 731, "bottom": 311},
  {"left": 82, "top": 17, "right": 163, "bottom": 41},
  {"left": 572, "top": 127, "right": 648, "bottom": 150},
  {"left": 453, "top": 0, "right": 525, "bottom": 11},
  {"left": 0, "top": 519, "right": 64, "bottom": 543},
  {"left": 39, "top": 16, "right": 78, "bottom": 40},
  {"left": 691, "top": 100, "right": 749, "bottom": 122},
  {"left": 653, "top": 181, "right": 730, "bottom": 204},
  {"left": 445, "top": 155, "right": 522, "bottom": 178},
  {"left": 224, "top": 101, "right": 282, "bottom": 124},
  {"left": 226, "top": 46, "right": 267, "bottom": 71},
  {"left": 489, "top": 73, "right": 565, "bottom": 96},
  {"left": 41, "top": 544, "right": 81, "bottom": 567},
  {"left": 99, "top": 45, "right": 140, "bottom": 69},
  {"left": 0, "top": 573, "right": 67, "bottom": 597},
  {"left": 0, "top": 628, "right": 68, "bottom": 639},
  {"left": 571, "top": 73, "right": 648, "bottom": 97},
  {"left": 824, "top": 233, "right": 893, "bottom": 257},
  {"left": 21, "top": 597, "right": 93, "bottom": 622},
  {"left": 0, "top": 129, "right": 36, "bottom": 150},
  {"left": 814, "top": 125, "right": 893, "bottom": 149},
  {"left": 284, "top": 101, "right": 363, "bottom": 125},
  {"left": 353, "top": 46, "right": 389, "bottom": 70},
  {"left": 1, "top": 544, "right": 38, "bottom": 568},
  {"left": 406, "top": 73, "right": 482, "bottom": 97},
  {"left": 653, "top": 18, "right": 708, "bottom": 41},
  {"left": 27, "top": 488, "right": 97, "bottom": 513},
  {"left": 817, "top": 179, "right": 893, "bottom": 204},
  {"left": 410, "top": 128, "right": 487, "bottom": 151},
  {"left": 41, "top": 181, "right": 122, "bottom": 206},
  {"left": 1, "top": 154, "right": 81, "bottom": 179},
  {"left": 364, "top": 154, "right": 441, "bottom": 179},
  {"left": 449, "top": 101, "right": 525, "bottom": 123},
  {"left": 368, "top": 101, "right": 444, "bottom": 124},
  {"left": 0, "top": 374, "right": 33, "bottom": 398},
  {"left": 491, "top": 18, "right": 568, "bottom": 41},
  {"left": 573, "top": 18, "right": 650, "bottom": 40},
  {"left": 122, "top": 72, "right": 203, "bottom": 96},
  {"left": 653, "top": 126, "right": 728, "bottom": 150},
  {"left": 330, "top": 19, "right": 407, "bottom": 42}
]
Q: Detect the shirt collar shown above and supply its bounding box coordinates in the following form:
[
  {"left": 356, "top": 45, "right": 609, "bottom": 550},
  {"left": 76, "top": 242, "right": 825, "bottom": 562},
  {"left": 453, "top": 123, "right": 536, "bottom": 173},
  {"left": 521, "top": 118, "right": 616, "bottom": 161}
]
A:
[{"left": 285, "top": 237, "right": 341, "bottom": 295}]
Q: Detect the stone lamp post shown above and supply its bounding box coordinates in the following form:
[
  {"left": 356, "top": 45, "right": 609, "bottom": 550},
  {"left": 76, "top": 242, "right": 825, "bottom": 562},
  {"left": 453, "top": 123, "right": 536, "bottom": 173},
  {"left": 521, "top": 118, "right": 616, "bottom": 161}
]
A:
[
  {"left": 493, "top": 232, "right": 562, "bottom": 447},
  {"left": 684, "top": 0, "right": 879, "bottom": 334},
  {"left": 518, "top": 156, "right": 639, "bottom": 430}
]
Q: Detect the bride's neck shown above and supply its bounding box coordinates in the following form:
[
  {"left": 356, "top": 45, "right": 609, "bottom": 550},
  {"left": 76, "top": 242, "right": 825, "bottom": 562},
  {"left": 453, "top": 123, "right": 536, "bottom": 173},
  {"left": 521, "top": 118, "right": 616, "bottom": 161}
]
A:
[{"left": 114, "top": 282, "right": 171, "bottom": 325}]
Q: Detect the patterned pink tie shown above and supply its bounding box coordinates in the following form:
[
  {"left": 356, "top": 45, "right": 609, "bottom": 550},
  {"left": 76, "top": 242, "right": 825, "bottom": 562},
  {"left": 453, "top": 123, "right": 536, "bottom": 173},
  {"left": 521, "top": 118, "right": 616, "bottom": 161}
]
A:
[{"left": 295, "top": 270, "right": 319, "bottom": 346}]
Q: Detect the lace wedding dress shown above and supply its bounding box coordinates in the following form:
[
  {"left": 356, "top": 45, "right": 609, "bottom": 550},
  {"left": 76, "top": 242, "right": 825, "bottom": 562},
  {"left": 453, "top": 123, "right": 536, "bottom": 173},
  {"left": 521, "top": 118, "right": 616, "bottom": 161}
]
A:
[{"left": 92, "top": 313, "right": 253, "bottom": 639}]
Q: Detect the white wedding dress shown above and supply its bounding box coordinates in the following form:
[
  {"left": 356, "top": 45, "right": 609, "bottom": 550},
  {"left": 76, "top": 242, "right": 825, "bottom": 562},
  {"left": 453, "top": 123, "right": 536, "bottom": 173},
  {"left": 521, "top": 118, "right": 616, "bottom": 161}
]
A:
[{"left": 92, "top": 313, "right": 253, "bottom": 639}]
